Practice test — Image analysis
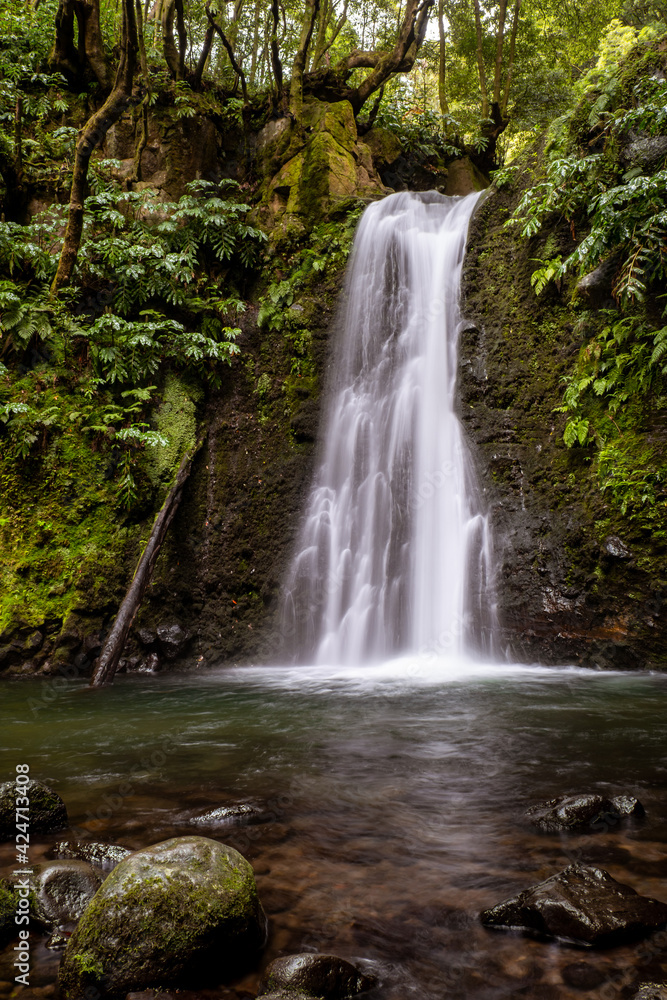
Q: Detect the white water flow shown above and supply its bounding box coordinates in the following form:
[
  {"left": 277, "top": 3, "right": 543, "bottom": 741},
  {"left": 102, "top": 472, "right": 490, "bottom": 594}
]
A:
[{"left": 283, "top": 190, "right": 497, "bottom": 665}]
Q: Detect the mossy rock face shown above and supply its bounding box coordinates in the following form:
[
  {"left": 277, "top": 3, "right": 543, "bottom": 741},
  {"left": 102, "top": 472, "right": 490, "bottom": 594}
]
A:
[
  {"left": 267, "top": 100, "right": 384, "bottom": 225},
  {"left": 0, "top": 879, "right": 18, "bottom": 948},
  {"left": 364, "top": 127, "right": 403, "bottom": 170},
  {"left": 29, "top": 860, "right": 103, "bottom": 929},
  {"left": 0, "top": 780, "right": 68, "bottom": 841},
  {"left": 58, "top": 836, "right": 268, "bottom": 1000}
]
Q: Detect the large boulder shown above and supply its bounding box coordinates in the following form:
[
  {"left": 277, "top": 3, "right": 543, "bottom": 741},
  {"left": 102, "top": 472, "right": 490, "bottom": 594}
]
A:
[
  {"left": 525, "top": 793, "right": 644, "bottom": 832},
  {"left": 0, "top": 779, "right": 68, "bottom": 840},
  {"left": 480, "top": 864, "right": 667, "bottom": 946},
  {"left": 28, "top": 860, "right": 103, "bottom": 929},
  {"left": 258, "top": 954, "right": 376, "bottom": 999},
  {"left": 58, "top": 836, "right": 267, "bottom": 1000}
]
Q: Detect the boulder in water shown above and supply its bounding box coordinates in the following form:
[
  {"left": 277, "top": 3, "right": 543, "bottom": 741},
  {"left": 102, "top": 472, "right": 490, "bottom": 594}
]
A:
[
  {"left": 51, "top": 841, "right": 132, "bottom": 870},
  {"left": 58, "top": 836, "right": 267, "bottom": 1000},
  {"left": 0, "top": 779, "right": 68, "bottom": 840},
  {"left": 525, "top": 793, "right": 644, "bottom": 832},
  {"left": 29, "top": 860, "right": 103, "bottom": 929},
  {"left": 190, "top": 804, "right": 264, "bottom": 827},
  {"left": 258, "top": 954, "right": 377, "bottom": 999},
  {"left": 480, "top": 863, "right": 667, "bottom": 946}
]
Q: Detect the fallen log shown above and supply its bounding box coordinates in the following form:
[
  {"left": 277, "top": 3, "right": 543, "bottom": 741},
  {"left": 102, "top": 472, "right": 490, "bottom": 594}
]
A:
[{"left": 90, "top": 435, "right": 205, "bottom": 688}]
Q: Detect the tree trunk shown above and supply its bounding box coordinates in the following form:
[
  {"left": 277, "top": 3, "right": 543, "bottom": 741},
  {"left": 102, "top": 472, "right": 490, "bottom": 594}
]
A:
[
  {"left": 269, "top": 0, "right": 284, "bottom": 107},
  {"left": 473, "top": 0, "right": 488, "bottom": 118},
  {"left": 162, "top": 0, "right": 186, "bottom": 79},
  {"left": 50, "top": 0, "right": 138, "bottom": 297},
  {"left": 193, "top": 21, "right": 215, "bottom": 88},
  {"left": 437, "top": 0, "right": 448, "bottom": 115},
  {"left": 492, "top": 0, "right": 508, "bottom": 107},
  {"left": 501, "top": 0, "right": 521, "bottom": 116},
  {"left": 346, "top": 0, "right": 433, "bottom": 115},
  {"left": 51, "top": 0, "right": 79, "bottom": 81},
  {"left": 90, "top": 438, "right": 205, "bottom": 688},
  {"left": 289, "top": 0, "right": 320, "bottom": 122},
  {"left": 206, "top": 4, "right": 249, "bottom": 103},
  {"left": 80, "top": 0, "right": 112, "bottom": 89}
]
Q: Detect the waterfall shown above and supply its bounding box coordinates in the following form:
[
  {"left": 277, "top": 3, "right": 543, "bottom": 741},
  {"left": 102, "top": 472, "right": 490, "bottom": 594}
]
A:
[{"left": 282, "top": 190, "right": 497, "bottom": 666}]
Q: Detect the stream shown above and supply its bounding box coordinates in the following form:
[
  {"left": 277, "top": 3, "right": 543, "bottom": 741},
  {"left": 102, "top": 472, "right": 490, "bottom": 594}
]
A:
[{"left": 3, "top": 660, "right": 667, "bottom": 999}]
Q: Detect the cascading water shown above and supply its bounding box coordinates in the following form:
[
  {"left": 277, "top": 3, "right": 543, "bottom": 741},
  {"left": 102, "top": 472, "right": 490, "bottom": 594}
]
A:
[{"left": 282, "top": 190, "right": 497, "bottom": 665}]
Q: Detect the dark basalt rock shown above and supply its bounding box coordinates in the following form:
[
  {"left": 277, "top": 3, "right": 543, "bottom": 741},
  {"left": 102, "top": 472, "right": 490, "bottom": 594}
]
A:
[
  {"left": 258, "top": 954, "right": 377, "bottom": 999},
  {"left": 29, "top": 860, "right": 103, "bottom": 929},
  {"left": 156, "top": 623, "right": 192, "bottom": 659},
  {"left": 602, "top": 535, "right": 633, "bottom": 560},
  {"left": 51, "top": 841, "right": 132, "bottom": 870},
  {"left": 525, "top": 793, "right": 644, "bottom": 832},
  {"left": 0, "top": 779, "right": 68, "bottom": 840},
  {"left": 190, "top": 804, "right": 264, "bottom": 827},
  {"left": 59, "top": 836, "right": 267, "bottom": 1000},
  {"left": 480, "top": 863, "right": 667, "bottom": 946}
]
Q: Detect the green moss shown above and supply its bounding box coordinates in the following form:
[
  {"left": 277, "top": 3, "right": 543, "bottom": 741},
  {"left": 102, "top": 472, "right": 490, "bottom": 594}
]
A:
[{"left": 143, "top": 375, "right": 198, "bottom": 487}]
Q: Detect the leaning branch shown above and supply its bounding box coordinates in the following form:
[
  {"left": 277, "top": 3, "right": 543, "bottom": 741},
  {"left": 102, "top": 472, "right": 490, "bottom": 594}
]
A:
[
  {"left": 206, "top": 3, "right": 249, "bottom": 103},
  {"left": 90, "top": 436, "right": 206, "bottom": 688},
  {"left": 50, "top": 0, "right": 139, "bottom": 296}
]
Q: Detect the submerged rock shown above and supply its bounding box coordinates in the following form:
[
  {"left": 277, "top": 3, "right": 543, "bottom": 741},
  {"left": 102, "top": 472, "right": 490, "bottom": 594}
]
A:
[
  {"left": 0, "top": 779, "right": 68, "bottom": 840},
  {"left": 258, "top": 954, "right": 377, "bottom": 999},
  {"left": 561, "top": 962, "right": 606, "bottom": 989},
  {"left": 480, "top": 863, "right": 667, "bottom": 946},
  {"left": 51, "top": 841, "right": 132, "bottom": 870},
  {"left": 190, "top": 804, "right": 263, "bottom": 827},
  {"left": 58, "top": 836, "right": 267, "bottom": 1000},
  {"left": 29, "top": 860, "right": 103, "bottom": 929},
  {"left": 525, "top": 793, "right": 644, "bottom": 832}
]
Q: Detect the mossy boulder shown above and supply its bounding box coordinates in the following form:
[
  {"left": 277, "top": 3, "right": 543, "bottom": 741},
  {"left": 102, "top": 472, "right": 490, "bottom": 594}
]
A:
[
  {"left": 266, "top": 100, "right": 384, "bottom": 224},
  {"left": 58, "top": 836, "right": 268, "bottom": 1000},
  {"left": 0, "top": 779, "right": 68, "bottom": 841},
  {"left": 0, "top": 878, "right": 17, "bottom": 947},
  {"left": 364, "top": 127, "right": 403, "bottom": 170},
  {"left": 28, "top": 860, "right": 103, "bottom": 929}
]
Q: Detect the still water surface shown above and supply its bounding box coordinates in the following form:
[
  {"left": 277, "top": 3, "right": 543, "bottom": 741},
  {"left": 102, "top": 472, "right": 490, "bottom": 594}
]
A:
[{"left": 2, "top": 659, "right": 667, "bottom": 999}]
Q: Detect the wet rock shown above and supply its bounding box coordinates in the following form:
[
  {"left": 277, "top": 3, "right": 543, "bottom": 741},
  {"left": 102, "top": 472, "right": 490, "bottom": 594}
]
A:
[
  {"left": 29, "top": 860, "right": 103, "bottom": 929},
  {"left": 561, "top": 962, "right": 606, "bottom": 989},
  {"left": 602, "top": 535, "right": 633, "bottom": 560},
  {"left": 258, "top": 954, "right": 377, "bottom": 999},
  {"left": 156, "top": 624, "right": 192, "bottom": 659},
  {"left": 621, "top": 135, "right": 667, "bottom": 172},
  {"left": 190, "top": 804, "right": 264, "bottom": 827},
  {"left": 0, "top": 779, "right": 68, "bottom": 840},
  {"left": 525, "top": 793, "right": 644, "bottom": 832},
  {"left": 51, "top": 841, "right": 132, "bottom": 870},
  {"left": 46, "top": 929, "right": 71, "bottom": 950},
  {"left": 23, "top": 630, "right": 44, "bottom": 654},
  {"left": 59, "top": 836, "right": 267, "bottom": 999},
  {"left": 0, "top": 879, "right": 17, "bottom": 946},
  {"left": 135, "top": 628, "right": 157, "bottom": 647},
  {"left": 574, "top": 255, "right": 620, "bottom": 308},
  {"left": 632, "top": 986, "right": 667, "bottom": 1000},
  {"left": 480, "top": 863, "right": 667, "bottom": 946}
]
